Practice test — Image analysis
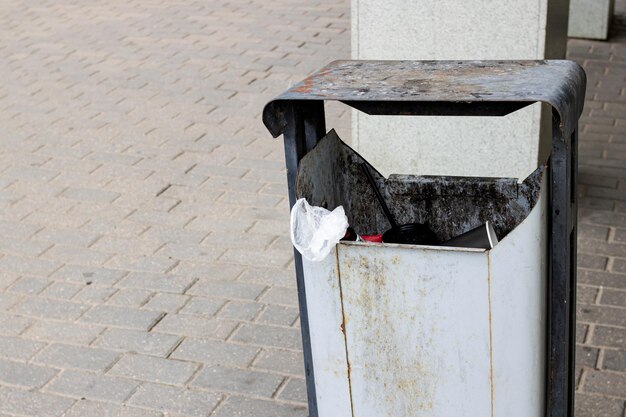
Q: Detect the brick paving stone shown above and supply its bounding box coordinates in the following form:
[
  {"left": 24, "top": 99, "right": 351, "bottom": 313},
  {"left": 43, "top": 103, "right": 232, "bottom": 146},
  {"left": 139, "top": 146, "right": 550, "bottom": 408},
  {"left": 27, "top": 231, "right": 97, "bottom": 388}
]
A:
[
  {"left": 218, "top": 300, "right": 264, "bottom": 321},
  {"left": 600, "top": 288, "right": 626, "bottom": 307},
  {"left": 23, "top": 320, "right": 104, "bottom": 345},
  {"left": 33, "top": 343, "right": 119, "bottom": 372},
  {"left": 578, "top": 304, "right": 626, "bottom": 327},
  {"left": 0, "top": 314, "right": 33, "bottom": 337},
  {"left": 0, "top": 386, "right": 74, "bottom": 417},
  {"left": 40, "top": 281, "right": 83, "bottom": 300},
  {"left": 105, "top": 254, "right": 178, "bottom": 274},
  {"left": 613, "top": 257, "right": 626, "bottom": 274},
  {"left": 62, "top": 400, "right": 163, "bottom": 417},
  {"left": 0, "top": 359, "right": 58, "bottom": 389},
  {"left": 257, "top": 305, "right": 300, "bottom": 327},
  {"left": 107, "top": 288, "right": 154, "bottom": 308},
  {"left": 220, "top": 248, "right": 293, "bottom": 268},
  {"left": 7, "top": 276, "right": 51, "bottom": 295},
  {"left": 578, "top": 269, "right": 626, "bottom": 290},
  {"left": 212, "top": 396, "right": 308, "bottom": 417},
  {"left": 259, "top": 286, "right": 299, "bottom": 307},
  {"left": 34, "top": 227, "right": 100, "bottom": 247},
  {"left": 191, "top": 365, "right": 284, "bottom": 397},
  {"left": 577, "top": 285, "right": 599, "bottom": 304},
  {"left": 171, "top": 339, "right": 259, "bottom": 367},
  {"left": 0, "top": 293, "right": 22, "bottom": 312},
  {"left": 0, "top": 255, "right": 61, "bottom": 277},
  {"left": 178, "top": 297, "right": 226, "bottom": 317},
  {"left": 11, "top": 297, "right": 89, "bottom": 321},
  {"left": 80, "top": 305, "right": 163, "bottom": 330},
  {"left": 582, "top": 369, "right": 626, "bottom": 398},
  {"left": 577, "top": 323, "right": 589, "bottom": 343},
  {"left": 187, "top": 279, "right": 266, "bottom": 300},
  {"left": 577, "top": 345, "right": 600, "bottom": 368},
  {"left": 94, "top": 328, "right": 181, "bottom": 357},
  {"left": 594, "top": 325, "right": 626, "bottom": 349},
  {"left": 157, "top": 242, "right": 225, "bottom": 262},
  {"left": 41, "top": 245, "right": 112, "bottom": 266},
  {"left": 128, "top": 383, "right": 221, "bottom": 417},
  {"left": 152, "top": 313, "right": 237, "bottom": 339},
  {"left": 252, "top": 349, "right": 305, "bottom": 376},
  {"left": 116, "top": 272, "right": 196, "bottom": 294},
  {"left": 0, "top": 239, "right": 52, "bottom": 258},
  {"left": 51, "top": 265, "right": 126, "bottom": 286},
  {"left": 109, "top": 354, "right": 199, "bottom": 386},
  {"left": 73, "top": 285, "right": 117, "bottom": 304},
  {"left": 142, "top": 293, "right": 189, "bottom": 312},
  {"left": 278, "top": 378, "right": 307, "bottom": 403},
  {"left": 141, "top": 225, "right": 208, "bottom": 245},
  {"left": 91, "top": 236, "right": 164, "bottom": 257},
  {"left": 0, "top": 272, "right": 19, "bottom": 292},
  {"left": 578, "top": 253, "right": 609, "bottom": 270},
  {"left": 62, "top": 187, "right": 121, "bottom": 204},
  {"left": 575, "top": 392, "right": 626, "bottom": 417},
  {"left": 231, "top": 323, "right": 302, "bottom": 350},
  {"left": 170, "top": 262, "right": 245, "bottom": 281},
  {"left": 603, "top": 349, "right": 626, "bottom": 372},
  {"left": 0, "top": 221, "right": 40, "bottom": 240},
  {"left": 0, "top": 335, "right": 46, "bottom": 361},
  {"left": 45, "top": 370, "right": 139, "bottom": 402}
]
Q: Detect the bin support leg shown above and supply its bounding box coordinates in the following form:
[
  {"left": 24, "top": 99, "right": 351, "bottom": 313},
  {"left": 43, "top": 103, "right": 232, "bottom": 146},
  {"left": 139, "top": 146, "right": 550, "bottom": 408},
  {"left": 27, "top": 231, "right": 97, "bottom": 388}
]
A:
[
  {"left": 548, "top": 114, "right": 577, "bottom": 417},
  {"left": 282, "top": 102, "right": 326, "bottom": 417},
  {"left": 568, "top": 127, "right": 578, "bottom": 417}
]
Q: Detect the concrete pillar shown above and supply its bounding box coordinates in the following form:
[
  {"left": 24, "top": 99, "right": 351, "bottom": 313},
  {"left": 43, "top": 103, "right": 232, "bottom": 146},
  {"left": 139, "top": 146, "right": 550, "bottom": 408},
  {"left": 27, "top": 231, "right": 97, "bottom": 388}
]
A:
[
  {"left": 351, "top": 0, "right": 570, "bottom": 180},
  {"left": 568, "top": 0, "right": 615, "bottom": 39}
]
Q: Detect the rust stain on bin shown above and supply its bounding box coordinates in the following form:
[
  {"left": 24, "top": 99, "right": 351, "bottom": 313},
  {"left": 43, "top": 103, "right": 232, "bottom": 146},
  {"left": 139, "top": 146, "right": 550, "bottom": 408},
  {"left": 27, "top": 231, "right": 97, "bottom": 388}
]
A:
[
  {"left": 291, "top": 65, "right": 334, "bottom": 94},
  {"left": 340, "top": 247, "right": 438, "bottom": 415},
  {"left": 262, "top": 60, "right": 586, "bottom": 139},
  {"left": 336, "top": 248, "right": 356, "bottom": 417}
]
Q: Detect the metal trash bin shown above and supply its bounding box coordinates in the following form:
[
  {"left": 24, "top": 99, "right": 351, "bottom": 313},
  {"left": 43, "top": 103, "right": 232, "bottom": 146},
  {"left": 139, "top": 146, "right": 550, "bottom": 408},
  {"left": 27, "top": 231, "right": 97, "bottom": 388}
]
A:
[{"left": 262, "top": 60, "right": 586, "bottom": 417}]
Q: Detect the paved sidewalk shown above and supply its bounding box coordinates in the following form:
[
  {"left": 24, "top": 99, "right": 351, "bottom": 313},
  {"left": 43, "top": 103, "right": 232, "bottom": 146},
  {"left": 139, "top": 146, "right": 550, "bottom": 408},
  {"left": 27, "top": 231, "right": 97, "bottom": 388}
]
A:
[
  {"left": 569, "top": 2, "right": 626, "bottom": 415},
  {"left": 0, "top": 0, "right": 623, "bottom": 416}
]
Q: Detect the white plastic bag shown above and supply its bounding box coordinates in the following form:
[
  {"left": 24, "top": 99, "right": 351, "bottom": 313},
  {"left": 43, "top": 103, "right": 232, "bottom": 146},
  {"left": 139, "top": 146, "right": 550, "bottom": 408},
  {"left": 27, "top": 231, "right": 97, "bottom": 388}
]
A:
[{"left": 290, "top": 198, "right": 349, "bottom": 262}]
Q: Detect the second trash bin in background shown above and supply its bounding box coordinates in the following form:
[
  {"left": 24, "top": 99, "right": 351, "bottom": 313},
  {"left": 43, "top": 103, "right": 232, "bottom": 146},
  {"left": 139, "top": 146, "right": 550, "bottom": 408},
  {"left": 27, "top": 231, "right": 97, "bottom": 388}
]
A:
[{"left": 263, "top": 60, "right": 586, "bottom": 417}]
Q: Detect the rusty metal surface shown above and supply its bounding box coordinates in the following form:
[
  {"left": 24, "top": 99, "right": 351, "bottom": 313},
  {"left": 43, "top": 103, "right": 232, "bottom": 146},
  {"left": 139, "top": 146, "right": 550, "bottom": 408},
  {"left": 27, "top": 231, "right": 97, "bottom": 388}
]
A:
[
  {"left": 262, "top": 60, "right": 586, "bottom": 137},
  {"left": 296, "top": 130, "right": 544, "bottom": 243}
]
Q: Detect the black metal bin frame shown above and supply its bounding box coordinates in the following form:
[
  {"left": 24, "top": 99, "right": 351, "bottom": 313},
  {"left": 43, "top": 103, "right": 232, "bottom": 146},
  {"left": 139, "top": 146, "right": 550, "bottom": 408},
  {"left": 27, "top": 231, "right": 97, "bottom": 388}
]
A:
[{"left": 262, "top": 60, "right": 586, "bottom": 417}]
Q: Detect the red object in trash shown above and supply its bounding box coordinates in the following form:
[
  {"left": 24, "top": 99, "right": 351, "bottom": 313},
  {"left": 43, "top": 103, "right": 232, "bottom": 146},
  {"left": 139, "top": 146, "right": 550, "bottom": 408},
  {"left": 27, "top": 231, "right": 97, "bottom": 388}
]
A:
[{"left": 361, "top": 234, "right": 383, "bottom": 243}]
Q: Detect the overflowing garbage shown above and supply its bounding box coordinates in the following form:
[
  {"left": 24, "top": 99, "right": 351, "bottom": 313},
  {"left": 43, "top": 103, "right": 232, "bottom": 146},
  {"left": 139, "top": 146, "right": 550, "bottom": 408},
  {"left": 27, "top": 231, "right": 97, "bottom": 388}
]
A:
[{"left": 290, "top": 198, "right": 349, "bottom": 262}]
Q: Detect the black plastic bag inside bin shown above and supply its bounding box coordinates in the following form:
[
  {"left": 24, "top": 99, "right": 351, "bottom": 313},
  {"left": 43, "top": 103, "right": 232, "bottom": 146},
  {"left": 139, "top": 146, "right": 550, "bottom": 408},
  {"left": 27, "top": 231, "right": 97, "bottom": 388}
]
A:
[{"left": 295, "top": 129, "right": 544, "bottom": 245}]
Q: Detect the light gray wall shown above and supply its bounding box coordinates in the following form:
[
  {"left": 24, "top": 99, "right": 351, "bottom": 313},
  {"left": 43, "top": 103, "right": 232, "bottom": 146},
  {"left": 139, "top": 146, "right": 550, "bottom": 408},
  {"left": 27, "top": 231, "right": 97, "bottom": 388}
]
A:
[
  {"left": 568, "top": 0, "right": 615, "bottom": 39},
  {"left": 351, "top": 0, "right": 569, "bottom": 180}
]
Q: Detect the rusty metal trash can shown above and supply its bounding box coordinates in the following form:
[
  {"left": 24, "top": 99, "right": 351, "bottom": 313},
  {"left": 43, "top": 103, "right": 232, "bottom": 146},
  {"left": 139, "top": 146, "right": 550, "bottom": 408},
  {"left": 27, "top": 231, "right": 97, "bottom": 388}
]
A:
[{"left": 262, "top": 60, "right": 586, "bottom": 417}]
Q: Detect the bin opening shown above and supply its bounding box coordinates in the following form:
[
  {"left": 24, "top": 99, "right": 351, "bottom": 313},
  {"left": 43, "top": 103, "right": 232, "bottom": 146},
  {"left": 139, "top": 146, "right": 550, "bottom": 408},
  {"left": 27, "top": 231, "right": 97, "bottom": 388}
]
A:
[{"left": 295, "top": 129, "right": 545, "bottom": 244}]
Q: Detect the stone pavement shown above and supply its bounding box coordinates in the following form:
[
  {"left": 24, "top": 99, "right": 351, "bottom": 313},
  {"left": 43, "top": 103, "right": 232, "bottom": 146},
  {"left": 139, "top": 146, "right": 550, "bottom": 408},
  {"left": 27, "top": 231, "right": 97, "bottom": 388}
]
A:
[
  {"left": 0, "top": 0, "right": 623, "bottom": 416},
  {"left": 570, "top": 1, "right": 626, "bottom": 415}
]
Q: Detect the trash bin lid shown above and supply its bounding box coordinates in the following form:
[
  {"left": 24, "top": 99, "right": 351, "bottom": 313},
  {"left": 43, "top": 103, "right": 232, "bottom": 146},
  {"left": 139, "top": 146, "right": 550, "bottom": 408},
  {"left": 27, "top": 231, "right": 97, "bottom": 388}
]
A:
[{"left": 263, "top": 60, "right": 586, "bottom": 138}]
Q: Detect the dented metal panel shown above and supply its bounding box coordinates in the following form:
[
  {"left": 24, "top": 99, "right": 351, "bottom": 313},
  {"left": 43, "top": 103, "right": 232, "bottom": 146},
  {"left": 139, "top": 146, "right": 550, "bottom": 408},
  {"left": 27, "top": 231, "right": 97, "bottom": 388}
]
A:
[
  {"left": 338, "top": 244, "right": 491, "bottom": 417},
  {"left": 302, "top": 184, "right": 548, "bottom": 417},
  {"left": 489, "top": 174, "right": 548, "bottom": 417},
  {"left": 263, "top": 60, "right": 586, "bottom": 137}
]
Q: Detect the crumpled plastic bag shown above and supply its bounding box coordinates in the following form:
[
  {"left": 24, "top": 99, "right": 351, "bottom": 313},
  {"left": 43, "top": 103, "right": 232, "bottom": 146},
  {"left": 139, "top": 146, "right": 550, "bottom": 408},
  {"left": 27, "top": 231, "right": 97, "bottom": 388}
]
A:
[{"left": 290, "top": 198, "right": 349, "bottom": 262}]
